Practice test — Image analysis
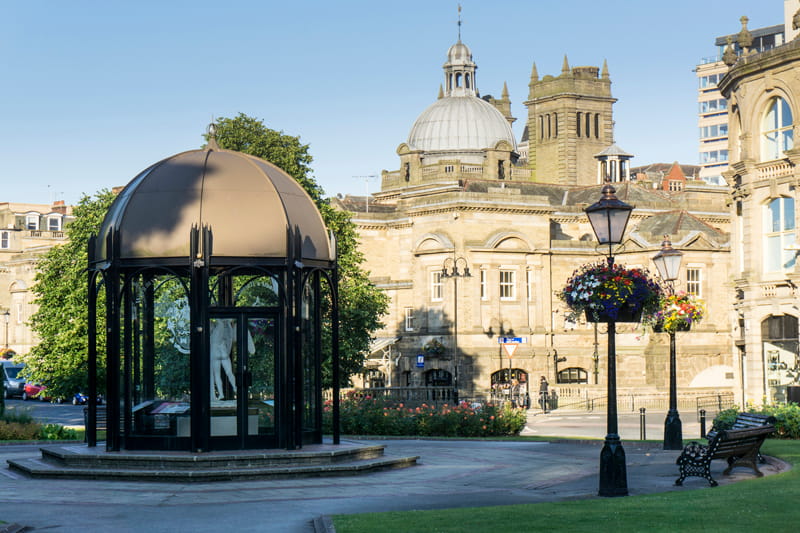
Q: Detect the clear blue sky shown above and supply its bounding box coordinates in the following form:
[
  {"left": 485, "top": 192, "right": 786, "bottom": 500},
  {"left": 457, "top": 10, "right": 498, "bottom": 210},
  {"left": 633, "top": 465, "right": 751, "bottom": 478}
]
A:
[{"left": 0, "top": 0, "right": 785, "bottom": 205}]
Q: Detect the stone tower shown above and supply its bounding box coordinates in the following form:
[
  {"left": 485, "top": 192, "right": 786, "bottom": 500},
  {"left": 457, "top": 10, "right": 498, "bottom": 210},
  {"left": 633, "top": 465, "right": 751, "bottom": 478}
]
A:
[{"left": 524, "top": 57, "right": 616, "bottom": 185}]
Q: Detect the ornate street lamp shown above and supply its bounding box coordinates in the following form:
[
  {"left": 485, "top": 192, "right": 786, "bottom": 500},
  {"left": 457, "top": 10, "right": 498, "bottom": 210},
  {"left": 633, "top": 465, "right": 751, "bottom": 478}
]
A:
[
  {"left": 585, "top": 181, "right": 633, "bottom": 497},
  {"left": 441, "top": 255, "right": 471, "bottom": 403},
  {"left": 652, "top": 235, "right": 684, "bottom": 450}
]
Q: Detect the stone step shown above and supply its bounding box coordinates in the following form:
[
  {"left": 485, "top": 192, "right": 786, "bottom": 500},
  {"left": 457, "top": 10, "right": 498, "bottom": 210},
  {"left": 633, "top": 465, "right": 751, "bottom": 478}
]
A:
[
  {"left": 37, "top": 443, "right": 388, "bottom": 470},
  {"left": 7, "top": 454, "right": 419, "bottom": 482}
]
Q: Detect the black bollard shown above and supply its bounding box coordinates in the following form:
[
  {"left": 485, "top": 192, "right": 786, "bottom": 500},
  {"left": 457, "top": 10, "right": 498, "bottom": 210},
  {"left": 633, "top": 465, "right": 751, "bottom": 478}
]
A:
[
  {"left": 639, "top": 407, "right": 646, "bottom": 440},
  {"left": 699, "top": 409, "right": 707, "bottom": 438}
]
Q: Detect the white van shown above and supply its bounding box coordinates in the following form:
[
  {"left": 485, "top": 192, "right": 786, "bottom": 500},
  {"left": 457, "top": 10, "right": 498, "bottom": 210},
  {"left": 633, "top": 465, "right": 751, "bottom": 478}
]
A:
[{"left": 1, "top": 360, "right": 26, "bottom": 399}]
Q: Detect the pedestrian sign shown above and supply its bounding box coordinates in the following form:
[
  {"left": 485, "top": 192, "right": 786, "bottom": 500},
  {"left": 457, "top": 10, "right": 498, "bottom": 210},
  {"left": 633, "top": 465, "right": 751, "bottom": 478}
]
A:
[
  {"left": 497, "top": 336, "right": 526, "bottom": 344},
  {"left": 416, "top": 354, "right": 424, "bottom": 368}
]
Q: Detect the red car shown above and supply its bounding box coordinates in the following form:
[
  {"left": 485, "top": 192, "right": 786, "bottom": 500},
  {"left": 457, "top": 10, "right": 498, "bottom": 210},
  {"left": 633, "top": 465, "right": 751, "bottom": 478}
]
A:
[{"left": 22, "top": 383, "right": 51, "bottom": 402}]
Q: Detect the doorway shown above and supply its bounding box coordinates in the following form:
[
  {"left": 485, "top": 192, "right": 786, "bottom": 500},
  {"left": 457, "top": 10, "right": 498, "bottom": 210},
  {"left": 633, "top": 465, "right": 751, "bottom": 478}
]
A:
[{"left": 209, "top": 313, "right": 277, "bottom": 449}]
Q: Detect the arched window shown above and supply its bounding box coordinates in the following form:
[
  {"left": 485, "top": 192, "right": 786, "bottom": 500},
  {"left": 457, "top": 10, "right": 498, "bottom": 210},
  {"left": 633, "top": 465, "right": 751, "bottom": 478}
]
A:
[
  {"left": 546, "top": 114, "right": 551, "bottom": 138},
  {"left": 761, "top": 96, "right": 793, "bottom": 161},
  {"left": 594, "top": 114, "right": 600, "bottom": 139},
  {"left": 424, "top": 369, "right": 452, "bottom": 386},
  {"left": 576, "top": 112, "right": 582, "bottom": 137},
  {"left": 761, "top": 315, "right": 798, "bottom": 400},
  {"left": 585, "top": 113, "right": 591, "bottom": 138},
  {"left": 455, "top": 73, "right": 462, "bottom": 88},
  {"left": 764, "top": 197, "right": 796, "bottom": 272},
  {"left": 539, "top": 116, "right": 544, "bottom": 139},
  {"left": 465, "top": 73, "right": 471, "bottom": 89},
  {"left": 557, "top": 367, "right": 588, "bottom": 384},
  {"left": 553, "top": 113, "right": 558, "bottom": 138}
]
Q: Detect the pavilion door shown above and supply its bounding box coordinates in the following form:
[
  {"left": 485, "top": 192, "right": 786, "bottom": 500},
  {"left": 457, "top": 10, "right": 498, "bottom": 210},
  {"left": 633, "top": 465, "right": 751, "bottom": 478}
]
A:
[{"left": 209, "top": 313, "right": 277, "bottom": 449}]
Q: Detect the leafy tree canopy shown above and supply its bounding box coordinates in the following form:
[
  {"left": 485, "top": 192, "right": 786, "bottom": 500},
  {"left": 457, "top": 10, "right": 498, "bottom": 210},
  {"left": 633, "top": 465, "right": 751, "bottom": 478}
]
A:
[
  {"left": 26, "top": 190, "right": 115, "bottom": 399},
  {"left": 212, "top": 114, "right": 387, "bottom": 386}
]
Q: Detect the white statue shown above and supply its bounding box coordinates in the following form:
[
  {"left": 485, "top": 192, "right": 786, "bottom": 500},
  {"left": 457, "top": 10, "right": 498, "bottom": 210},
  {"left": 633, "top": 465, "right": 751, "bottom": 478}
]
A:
[{"left": 210, "top": 319, "right": 256, "bottom": 401}]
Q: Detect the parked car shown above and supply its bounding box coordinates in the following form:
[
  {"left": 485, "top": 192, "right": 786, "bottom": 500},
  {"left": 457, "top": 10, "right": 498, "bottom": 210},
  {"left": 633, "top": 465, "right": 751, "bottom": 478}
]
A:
[
  {"left": 22, "top": 382, "right": 63, "bottom": 402},
  {"left": 1, "top": 361, "right": 26, "bottom": 399},
  {"left": 72, "top": 392, "right": 103, "bottom": 405}
]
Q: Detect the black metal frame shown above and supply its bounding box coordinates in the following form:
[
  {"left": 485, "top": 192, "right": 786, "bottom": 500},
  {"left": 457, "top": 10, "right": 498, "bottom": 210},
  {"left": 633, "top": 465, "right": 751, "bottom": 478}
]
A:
[{"left": 87, "top": 225, "right": 339, "bottom": 452}]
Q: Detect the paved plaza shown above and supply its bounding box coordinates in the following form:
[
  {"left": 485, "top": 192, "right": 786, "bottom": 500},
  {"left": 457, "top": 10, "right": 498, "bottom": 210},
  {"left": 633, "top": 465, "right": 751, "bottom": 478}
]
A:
[{"left": 0, "top": 410, "right": 788, "bottom": 533}]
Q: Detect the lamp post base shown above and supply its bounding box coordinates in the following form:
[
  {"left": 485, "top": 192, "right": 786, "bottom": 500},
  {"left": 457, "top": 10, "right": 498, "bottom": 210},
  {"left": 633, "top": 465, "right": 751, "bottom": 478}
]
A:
[
  {"left": 663, "top": 409, "right": 683, "bottom": 450},
  {"left": 599, "top": 434, "right": 628, "bottom": 497}
]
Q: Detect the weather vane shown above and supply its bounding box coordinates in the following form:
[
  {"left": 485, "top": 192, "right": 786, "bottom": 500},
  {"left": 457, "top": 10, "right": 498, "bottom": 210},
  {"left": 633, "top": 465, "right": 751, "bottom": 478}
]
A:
[{"left": 457, "top": 4, "right": 462, "bottom": 42}]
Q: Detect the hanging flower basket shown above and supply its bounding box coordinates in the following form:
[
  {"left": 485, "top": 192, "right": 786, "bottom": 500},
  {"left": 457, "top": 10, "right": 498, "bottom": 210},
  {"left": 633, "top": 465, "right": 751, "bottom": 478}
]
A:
[
  {"left": 422, "top": 339, "right": 446, "bottom": 358},
  {"left": 560, "top": 262, "right": 663, "bottom": 324},
  {"left": 651, "top": 292, "right": 704, "bottom": 333}
]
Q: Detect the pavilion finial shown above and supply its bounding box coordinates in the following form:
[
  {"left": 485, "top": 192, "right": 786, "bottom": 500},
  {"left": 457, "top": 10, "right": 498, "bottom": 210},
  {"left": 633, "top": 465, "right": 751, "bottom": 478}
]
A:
[{"left": 207, "top": 123, "right": 220, "bottom": 150}]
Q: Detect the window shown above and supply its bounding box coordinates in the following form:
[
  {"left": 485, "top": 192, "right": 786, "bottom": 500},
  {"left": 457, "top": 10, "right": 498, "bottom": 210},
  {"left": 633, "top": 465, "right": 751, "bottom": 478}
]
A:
[
  {"left": 686, "top": 268, "right": 702, "bottom": 297},
  {"left": 764, "top": 197, "right": 796, "bottom": 273},
  {"left": 576, "top": 112, "right": 582, "bottom": 137},
  {"left": 699, "top": 149, "right": 728, "bottom": 164},
  {"left": 669, "top": 180, "right": 684, "bottom": 192},
  {"left": 26, "top": 215, "right": 38, "bottom": 230},
  {"left": 48, "top": 217, "right": 61, "bottom": 231},
  {"left": 557, "top": 367, "right": 588, "bottom": 384},
  {"left": 480, "top": 270, "right": 488, "bottom": 300},
  {"left": 699, "top": 124, "right": 728, "bottom": 139},
  {"left": 431, "top": 271, "right": 444, "bottom": 301},
  {"left": 404, "top": 307, "right": 414, "bottom": 331},
  {"left": 0, "top": 231, "right": 8, "bottom": 249},
  {"left": 762, "top": 96, "right": 794, "bottom": 161},
  {"left": 699, "top": 99, "right": 728, "bottom": 114},
  {"left": 424, "top": 369, "right": 452, "bottom": 386},
  {"left": 499, "top": 270, "right": 516, "bottom": 300},
  {"left": 364, "top": 369, "right": 386, "bottom": 388}
]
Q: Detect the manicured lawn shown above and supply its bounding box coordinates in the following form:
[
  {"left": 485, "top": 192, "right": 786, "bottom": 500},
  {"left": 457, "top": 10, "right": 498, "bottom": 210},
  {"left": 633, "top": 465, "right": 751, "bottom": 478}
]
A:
[{"left": 333, "top": 439, "right": 800, "bottom": 533}]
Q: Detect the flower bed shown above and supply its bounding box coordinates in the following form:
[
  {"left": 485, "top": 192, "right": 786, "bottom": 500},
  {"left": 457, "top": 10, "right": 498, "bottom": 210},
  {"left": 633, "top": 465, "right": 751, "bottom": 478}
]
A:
[
  {"left": 323, "top": 393, "right": 527, "bottom": 437},
  {"left": 560, "top": 262, "right": 663, "bottom": 323}
]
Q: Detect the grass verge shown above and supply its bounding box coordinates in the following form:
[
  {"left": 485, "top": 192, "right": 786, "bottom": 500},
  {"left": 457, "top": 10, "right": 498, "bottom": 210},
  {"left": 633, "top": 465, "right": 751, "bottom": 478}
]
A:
[{"left": 332, "top": 439, "right": 800, "bottom": 533}]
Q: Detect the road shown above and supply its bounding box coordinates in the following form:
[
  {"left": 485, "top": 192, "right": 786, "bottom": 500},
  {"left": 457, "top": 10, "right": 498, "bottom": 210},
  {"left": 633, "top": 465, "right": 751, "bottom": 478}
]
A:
[{"left": 3, "top": 398, "right": 86, "bottom": 427}]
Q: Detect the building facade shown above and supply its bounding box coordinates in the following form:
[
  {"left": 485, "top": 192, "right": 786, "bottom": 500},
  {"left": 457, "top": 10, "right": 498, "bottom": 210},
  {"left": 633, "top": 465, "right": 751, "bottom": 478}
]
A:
[
  {"left": 0, "top": 201, "right": 73, "bottom": 355},
  {"left": 336, "top": 38, "right": 735, "bottom": 405},
  {"left": 719, "top": 1, "right": 800, "bottom": 405},
  {"left": 696, "top": 18, "right": 786, "bottom": 186}
]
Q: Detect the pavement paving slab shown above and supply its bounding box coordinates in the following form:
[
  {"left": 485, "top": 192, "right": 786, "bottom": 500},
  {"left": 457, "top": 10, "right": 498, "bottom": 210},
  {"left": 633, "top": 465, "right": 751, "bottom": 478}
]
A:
[{"left": 0, "top": 410, "right": 790, "bottom": 533}]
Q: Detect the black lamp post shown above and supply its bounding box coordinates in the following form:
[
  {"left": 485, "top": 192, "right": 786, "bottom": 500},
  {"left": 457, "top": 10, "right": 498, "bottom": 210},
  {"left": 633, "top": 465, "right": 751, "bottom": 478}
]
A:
[
  {"left": 585, "top": 182, "right": 633, "bottom": 497},
  {"left": 652, "top": 235, "right": 684, "bottom": 450},
  {"left": 442, "top": 255, "right": 471, "bottom": 403}
]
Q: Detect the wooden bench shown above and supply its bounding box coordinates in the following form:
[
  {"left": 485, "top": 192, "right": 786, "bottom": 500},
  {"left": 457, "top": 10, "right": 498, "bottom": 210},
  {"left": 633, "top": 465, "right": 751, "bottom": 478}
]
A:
[
  {"left": 83, "top": 405, "right": 107, "bottom": 442},
  {"left": 706, "top": 412, "right": 776, "bottom": 463},
  {"left": 675, "top": 423, "right": 776, "bottom": 487}
]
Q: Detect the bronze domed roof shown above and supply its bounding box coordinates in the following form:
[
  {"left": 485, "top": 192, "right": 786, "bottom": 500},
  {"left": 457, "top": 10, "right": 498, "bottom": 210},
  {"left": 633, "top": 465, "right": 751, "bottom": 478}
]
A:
[{"left": 97, "top": 144, "right": 333, "bottom": 262}]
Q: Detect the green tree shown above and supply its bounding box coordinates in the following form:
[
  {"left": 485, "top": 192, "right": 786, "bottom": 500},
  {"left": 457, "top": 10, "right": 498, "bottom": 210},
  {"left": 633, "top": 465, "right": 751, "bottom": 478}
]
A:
[
  {"left": 25, "top": 191, "right": 115, "bottom": 399},
  {"left": 212, "top": 113, "right": 388, "bottom": 386}
]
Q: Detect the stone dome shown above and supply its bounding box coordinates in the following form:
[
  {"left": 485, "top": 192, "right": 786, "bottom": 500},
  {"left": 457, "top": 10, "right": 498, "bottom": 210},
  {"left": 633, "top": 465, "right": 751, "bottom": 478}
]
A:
[
  {"left": 407, "top": 96, "right": 517, "bottom": 152},
  {"left": 446, "top": 41, "right": 473, "bottom": 65},
  {"left": 97, "top": 144, "right": 333, "bottom": 261}
]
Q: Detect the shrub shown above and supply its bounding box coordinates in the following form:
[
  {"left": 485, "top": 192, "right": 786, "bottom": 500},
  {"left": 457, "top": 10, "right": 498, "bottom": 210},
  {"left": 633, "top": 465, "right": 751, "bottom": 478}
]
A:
[
  {"left": 323, "top": 393, "right": 526, "bottom": 438},
  {"left": 0, "top": 407, "right": 80, "bottom": 441},
  {"left": 712, "top": 403, "right": 800, "bottom": 439}
]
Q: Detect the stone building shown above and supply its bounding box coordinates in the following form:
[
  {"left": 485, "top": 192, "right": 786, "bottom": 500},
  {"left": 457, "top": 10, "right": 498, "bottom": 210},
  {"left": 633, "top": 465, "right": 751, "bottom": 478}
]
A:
[
  {"left": 334, "top": 38, "right": 735, "bottom": 405},
  {"left": 0, "top": 201, "right": 73, "bottom": 355},
  {"left": 719, "top": 2, "right": 800, "bottom": 405}
]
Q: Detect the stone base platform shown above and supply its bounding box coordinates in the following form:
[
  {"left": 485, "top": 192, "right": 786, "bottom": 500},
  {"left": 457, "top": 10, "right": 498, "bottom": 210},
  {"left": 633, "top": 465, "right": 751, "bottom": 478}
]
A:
[{"left": 7, "top": 440, "right": 419, "bottom": 482}]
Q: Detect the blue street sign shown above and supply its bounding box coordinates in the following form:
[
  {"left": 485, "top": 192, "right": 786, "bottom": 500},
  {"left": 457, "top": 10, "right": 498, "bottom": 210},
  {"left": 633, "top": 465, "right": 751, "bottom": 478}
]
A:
[
  {"left": 497, "top": 336, "right": 526, "bottom": 344},
  {"left": 416, "top": 354, "right": 425, "bottom": 368}
]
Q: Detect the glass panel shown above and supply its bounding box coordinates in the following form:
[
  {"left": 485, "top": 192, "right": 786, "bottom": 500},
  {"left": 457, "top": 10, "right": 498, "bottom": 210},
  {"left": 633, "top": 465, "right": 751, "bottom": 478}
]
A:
[
  {"left": 764, "top": 99, "right": 778, "bottom": 130},
  {"left": 783, "top": 129, "right": 794, "bottom": 153},
  {"left": 302, "top": 282, "right": 318, "bottom": 431},
  {"left": 210, "top": 318, "right": 238, "bottom": 436},
  {"left": 781, "top": 98, "right": 793, "bottom": 127},
  {"left": 771, "top": 199, "right": 781, "bottom": 232},
  {"left": 248, "top": 317, "right": 276, "bottom": 435},
  {"left": 766, "top": 235, "right": 781, "bottom": 271},
  {"left": 785, "top": 198, "right": 795, "bottom": 230},
  {"left": 131, "top": 273, "right": 191, "bottom": 438},
  {"left": 235, "top": 275, "right": 280, "bottom": 307}
]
